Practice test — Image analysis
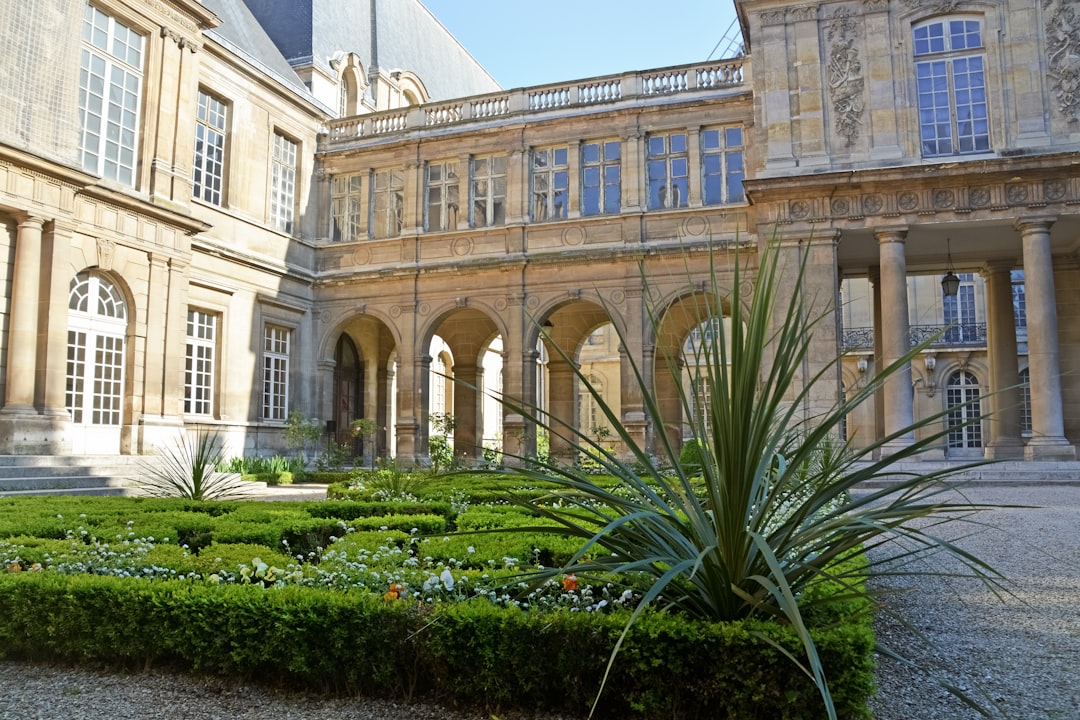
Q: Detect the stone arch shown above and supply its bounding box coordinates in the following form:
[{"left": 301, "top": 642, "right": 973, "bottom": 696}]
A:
[
  {"left": 651, "top": 287, "right": 733, "bottom": 453},
  {"left": 419, "top": 305, "right": 504, "bottom": 464},
  {"left": 391, "top": 69, "right": 429, "bottom": 107}
]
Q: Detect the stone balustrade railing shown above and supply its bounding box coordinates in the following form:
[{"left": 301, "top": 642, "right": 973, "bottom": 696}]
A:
[{"left": 323, "top": 57, "right": 748, "bottom": 145}]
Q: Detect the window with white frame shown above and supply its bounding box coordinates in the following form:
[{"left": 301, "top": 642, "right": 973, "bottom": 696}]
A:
[
  {"left": 943, "top": 272, "right": 976, "bottom": 343},
  {"left": 262, "top": 325, "right": 291, "bottom": 421},
  {"left": 66, "top": 272, "right": 126, "bottom": 426},
  {"left": 531, "top": 146, "right": 569, "bottom": 221},
  {"left": 79, "top": 5, "right": 144, "bottom": 186},
  {"left": 702, "top": 127, "right": 744, "bottom": 205},
  {"left": 331, "top": 174, "right": 362, "bottom": 242},
  {"left": 471, "top": 155, "right": 507, "bottom": 227},
  {"left": 370, "top": 168, "right": 404, "bottom": 239},
  {"left": 581, "top": 140, "right": 621, "bottom": 216},
  {"left": 270, "top": 132, "right": 297, "bottom": 233},
  {"left": 425, "top": 160, "right": 460, "bottom": 232},
  {"left": 914, "top": 18, "right": 989, "bottom": 157},
  {"left": 184, "top": 309, "right": 217, "bottom": 415},
  {"left": 946, "top": 370, "right": 982, "bottom": 449},
  {"left": 193, "top": 90, "right": 228, "bottom": 205},
  {"left": 646, "top": 132, "right": 689, "bottom": 210}
]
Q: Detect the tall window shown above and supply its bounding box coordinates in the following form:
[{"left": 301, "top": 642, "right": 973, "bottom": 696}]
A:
[
  {"left": 647, "top": 132, "right": 688, "bottom": 210},
  {"left": 193, "top": 90, "right": 228, "bottom": 205},
  {"left": 371, "top": 168, "right": 404, "bottom": 239},
  {"left": 531, "top": 147, "right": 569, "bottom": 221},
  {"left": 331, "top": 174, "right": 362, "bottom": 242},
  {"left": 262, "top": 325, "right": 290, "bottom": 420},
  {"left": 184, "top": 310, "right": 217, "bottom": 415},
  {"left": 471, "top": 155, "right": 507, "bottom": 227},
  {"left": 943, "top": 272, "right": 976, "bottom": 343},
  {"left": 79, "top": 5, "right": 144, "bottom": 186},
  {"left": 1019, "top": 367, "right": 1031, "bottom": 436},
  {"left": 1011, "top": 269, "right": 1027, "bottom": 340},
  {"left": 946, "top": 370, "right": 982, "bottom": 450},
  {"left": 702, "top": 127, "right": 744, "bottom": 205},
  {"left": 426, "top": 160, "right": 460, "bottom": 231},
  {"left": 914, "top": 18, "right": 989, "bottom": 157},
  {"left": 66, "top": 272, "right": 126, "bottom": 426},
  {"left": 270, "top": 132, "right": 297, "bottom": 233},
  {"left": 581, "top": 140, "right": 621, "bottom": 216}
]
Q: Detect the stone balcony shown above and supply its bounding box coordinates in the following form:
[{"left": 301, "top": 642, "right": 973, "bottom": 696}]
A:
[{"left": 319, "top": 58, "right": 750, "bottom": 150}]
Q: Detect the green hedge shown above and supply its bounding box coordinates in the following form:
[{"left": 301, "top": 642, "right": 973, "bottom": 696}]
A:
[{"left": 0, "top": 572, "right": 873, "bottom": 719}]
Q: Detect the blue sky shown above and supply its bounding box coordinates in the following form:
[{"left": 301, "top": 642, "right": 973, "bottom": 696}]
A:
[{"left": 420, "top": 1, "right": 741, "bottom": 90}]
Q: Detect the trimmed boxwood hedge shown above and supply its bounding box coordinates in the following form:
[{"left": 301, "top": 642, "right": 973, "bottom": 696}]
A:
[{"left": 0, "top": 572, "right": 874, "bottom": 719}]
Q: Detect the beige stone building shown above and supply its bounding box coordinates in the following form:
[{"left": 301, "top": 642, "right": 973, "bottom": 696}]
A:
[{"left": 0, "top": 0, "right": 1077, "bottom": 470}]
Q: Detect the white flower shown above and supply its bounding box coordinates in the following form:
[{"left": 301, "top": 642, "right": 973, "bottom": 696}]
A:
[{"left": 440, "top": 567, "right": 455, "bottom": 591}]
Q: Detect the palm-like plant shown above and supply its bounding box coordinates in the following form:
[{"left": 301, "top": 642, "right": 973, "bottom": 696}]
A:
[
  {"left": 481, "top": 237, "right": 1001, "bottom": 718},
  {"left": 140, "top": 428, "right": 251, "bottom": 501}
]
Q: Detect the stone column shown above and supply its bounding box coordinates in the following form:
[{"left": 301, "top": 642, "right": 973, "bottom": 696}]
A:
[
  {"left": 566, "top": 140, "right": 581, "bottom": 219},
  {"left": 401, "top": 160, "right": 421, "bottom": 235},
  {"left": 876, "top": 227, "right": 915, "bottom": 453},
  {"left": 452, "top": 361, "right": 481, "bottom": 463},
  {"left": 1017, "top": 218, "right": 1076, "bottom": 459},
  {"left": 546, "top": 358, "right": 577, "bottom": 461},
  {"left": 869, "top": 268, "right": 885, "bottom": 451},
  {"left": 981, "top": 261, "right": 1024, "bottom": 458},
  {"left": 622, "top": 132, "right": 644, "bottom": 213},
  {"left": 2, "top": 216, "right": 44, "bottom": 411},
  {"left": 618, "top": 287, "right": 648, "bottom": 454},
  {"left": 392, "top": 328, "right": 420, "bottom": 462}
]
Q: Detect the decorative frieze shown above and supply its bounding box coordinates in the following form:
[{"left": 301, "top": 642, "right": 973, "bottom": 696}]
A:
[
  {"left": 902, "top": 0, "right": 962, "bottom": 13},
  {"left": 1045, "top": 0, "right": 1080, "bottom": 118},
  {"left": 760, "top": 9, "right": 788, "bottom": 26},
  {"left": 782, "top": 177, "right": 1078, "bottom": 223},
  {"left": 790, "top": 5, "right": 820, "bottom": 23},
  {"left": 826, "top": 9, "right": 865, "bottom": 147}
]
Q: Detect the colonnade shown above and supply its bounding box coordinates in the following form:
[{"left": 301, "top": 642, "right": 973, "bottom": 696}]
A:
[{"left": 869, "top": 220, "right": 1075, "bottom": 460}]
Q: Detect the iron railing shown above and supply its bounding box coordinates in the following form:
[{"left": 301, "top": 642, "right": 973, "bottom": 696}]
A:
[{"left": 841, "top": 323, "right": 988, "bottom": 350}]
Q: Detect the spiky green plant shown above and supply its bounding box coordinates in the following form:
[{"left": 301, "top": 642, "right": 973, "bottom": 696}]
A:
[
  {"left": 140, "top": 428, "right": 251, "bottom": 501},
  {"left": 475, "top": 236, "right": 1001, "bottom": 718}
]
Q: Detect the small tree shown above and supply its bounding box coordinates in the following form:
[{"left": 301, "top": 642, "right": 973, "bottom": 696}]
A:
[
  {"left": 428, "top": 412, "right": 455, "bottom": 474},
  {"left": 351, "top": 417, "right": 378, "bottom": 469},
  {"left": 284, "top": 411, "right": 322, "bottom": 464}
]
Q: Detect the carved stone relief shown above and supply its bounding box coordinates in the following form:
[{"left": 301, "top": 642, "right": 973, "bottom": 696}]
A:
[
  {"left": 778, "top": 178, "right": 1076, "bottom": 223},
  {"left": 902, "top": 0, "right": 963, "bottom": 12},
  {"left": 826, "top": 10, "right": 865, "bottom": 147},
  {"left": 1045, "top": 0, "right": 1080, "bottom": 118}
]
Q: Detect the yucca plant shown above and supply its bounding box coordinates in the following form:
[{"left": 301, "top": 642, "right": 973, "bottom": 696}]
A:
[
  {"left": 140, "top": 428, "right": 251, "bottom": 501},
  {"left": 473, "top": 236, "right": 1002, "bottom": 718}
]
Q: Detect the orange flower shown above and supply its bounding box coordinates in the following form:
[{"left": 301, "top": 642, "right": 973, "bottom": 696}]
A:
[
  {"left": 7, "top": 562, "right": 20, "bottom": 573},
  {"left": 383, "top": 582, "right": 405, "bottom": 601},
  {"left": 561, "top": 574, "right": 577, "bottom": 591}
]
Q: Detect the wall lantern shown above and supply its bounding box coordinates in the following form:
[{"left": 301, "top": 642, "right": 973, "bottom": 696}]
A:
[
  {"left": 941, "top": 237, "right": 961, "bottom": 297},
  {"left": 856, "top": 357, "right": 868, "bottom": 374},
  {"left": 924, "top": 354, "right": 936, "bottom": 372}
]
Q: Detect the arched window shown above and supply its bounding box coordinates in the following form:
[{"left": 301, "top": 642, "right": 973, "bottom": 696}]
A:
[
  {"left": 67, "top": 272, "right": 127, "bottom": 433},
  {"left": 946, "top": 370, "right": 982, "bottom": 451}
]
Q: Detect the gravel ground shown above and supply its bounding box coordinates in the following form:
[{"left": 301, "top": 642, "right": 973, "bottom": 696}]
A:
[{"left": 0, "top": 483, "right": 1076, "bottom": 719}]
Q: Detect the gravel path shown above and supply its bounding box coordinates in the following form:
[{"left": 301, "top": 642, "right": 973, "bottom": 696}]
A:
[{"left": 0, "top": 483, "right": 1077, "bottom": 719}]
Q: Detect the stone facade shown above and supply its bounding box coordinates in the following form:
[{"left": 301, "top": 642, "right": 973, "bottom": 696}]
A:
[{"left": 0, "top": 0, "right": 1076, "bottom": 464}]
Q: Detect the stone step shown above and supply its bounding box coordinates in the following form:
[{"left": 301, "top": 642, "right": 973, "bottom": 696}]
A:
[
  {"left": 854, "top": 460, "right": 1080, "bottom": 486},
  {"left": 0, "top": 455, "right": 159, "bottom": 498}
]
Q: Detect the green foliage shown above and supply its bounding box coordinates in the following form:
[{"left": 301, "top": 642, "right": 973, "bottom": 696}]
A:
[
  {"left": 428, "top": 412, "right": 456, "bottom": 474},
  {"left": 475, "top": 237, "right": 1002, "bottom": 718},
  {"left": 678, "top": 438, "right": 704, "bottom": 475},
  {"left": 0, "top": 572, "right": 874, "bottom": 718},
  {"left": 139, "top": 429, "right": 250, "bottom": 501},
  {"left": 284, "top": 411, "right": 323, "bottom": 462},
  {"left": 219, "top": 455, "right": 306, "bottom": 476}
]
